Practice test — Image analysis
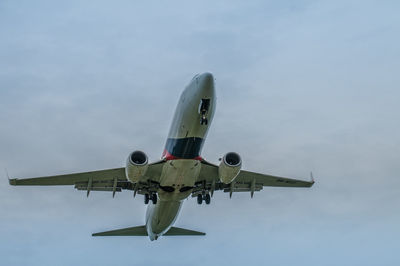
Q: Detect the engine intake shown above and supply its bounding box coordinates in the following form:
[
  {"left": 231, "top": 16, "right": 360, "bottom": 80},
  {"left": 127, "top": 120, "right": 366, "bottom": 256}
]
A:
[
  {"left": 219, "top": 152, "right": 242, "bottom": 184},
  {"left": 125, "top": 150, "right": 148, "bottom": 183}
]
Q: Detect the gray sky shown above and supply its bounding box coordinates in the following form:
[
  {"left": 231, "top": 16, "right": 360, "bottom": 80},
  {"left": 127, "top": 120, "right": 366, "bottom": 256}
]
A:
[{"left": 1, "top": 0, "right": 400, "bottom": 265}]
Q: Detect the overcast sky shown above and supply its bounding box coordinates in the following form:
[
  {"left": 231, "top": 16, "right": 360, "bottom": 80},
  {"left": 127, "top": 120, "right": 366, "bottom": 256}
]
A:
[{"left": 1, "top": 0, "right": 399, "bottom": 265}]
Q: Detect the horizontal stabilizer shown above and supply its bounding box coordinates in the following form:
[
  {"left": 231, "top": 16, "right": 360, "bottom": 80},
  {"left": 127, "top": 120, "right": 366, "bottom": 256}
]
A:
[
  {"left": 164, "top": 227, "right": 205, "bottom": 236},
  {"left": 92, "top": 226, "right": 205, "bottom": 237},
  {"left": 92, "top": 226, "right": 147, "bottom": 236}
]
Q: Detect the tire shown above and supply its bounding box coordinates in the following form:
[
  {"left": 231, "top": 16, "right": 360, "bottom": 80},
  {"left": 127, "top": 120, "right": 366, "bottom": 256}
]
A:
[
  {"left": 144, "top": 194, "right": 149, "bottom": 204},
  {"left": 205, "top": 193, "right": 211, "bottom": 205},
  {"left": 152, "top": 194, "right": 157, "bottom": 204},
  {"left": 197, "top": 194, "right": 203, "bottom": 204}
]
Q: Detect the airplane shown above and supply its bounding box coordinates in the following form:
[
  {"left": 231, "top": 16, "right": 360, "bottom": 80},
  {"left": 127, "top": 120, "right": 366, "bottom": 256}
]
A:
[{"left": 9, "top": 72, "right": 314, "bottom": 241}]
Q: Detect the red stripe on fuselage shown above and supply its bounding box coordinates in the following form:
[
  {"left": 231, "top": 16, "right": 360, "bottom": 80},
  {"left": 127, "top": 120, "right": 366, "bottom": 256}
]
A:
[{"left": 162, "top": 149, "right": 202, "bottom": 161}]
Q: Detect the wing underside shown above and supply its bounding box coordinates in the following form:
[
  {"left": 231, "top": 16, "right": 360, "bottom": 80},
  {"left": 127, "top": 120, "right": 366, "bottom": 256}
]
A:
[
  {"left": 9, "top": 159, "right": 314, "bottom": 198},
  {"left": 9, "top": 161, "right": 166, "bottom": 197},
  {"left": 192, "top": 160, "right": 314, "bottom": 197}
]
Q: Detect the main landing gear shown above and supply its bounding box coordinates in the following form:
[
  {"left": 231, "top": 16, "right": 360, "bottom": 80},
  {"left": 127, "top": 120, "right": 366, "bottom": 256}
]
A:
[
  {"left": 197, "top": 193, "right": 211, "bottom": 205},
  {"left": 144, "top": 193, "right": 157, "bottom": 205}
]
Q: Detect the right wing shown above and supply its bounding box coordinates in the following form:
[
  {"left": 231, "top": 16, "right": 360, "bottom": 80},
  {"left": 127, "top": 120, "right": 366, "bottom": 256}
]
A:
[
  {"left": 9, "top": 160, "right": 166, "bottom": 196},
  {"left": 235, "top": 169, "right": 314, "bottom": 188},
  {"left": 194, "top": 160, "right": 314, "bottom": 197}
]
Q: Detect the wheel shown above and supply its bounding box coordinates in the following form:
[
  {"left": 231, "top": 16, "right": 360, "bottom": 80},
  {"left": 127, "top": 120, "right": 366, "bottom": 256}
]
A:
[
  {"left": 204, "top": 193, "right": 211, "bottom": 205},
  {"left": 200, "top": 115, "right": 208, "bottom": 125},
  {"left": 144, "top": 194, "right": 149, "bottom": 204},
  {"left": 197, "top": 194, "right": 203, "bottom": 204},
  {"left": 151, "top": 194, "right": 157, "bottom": 204}
]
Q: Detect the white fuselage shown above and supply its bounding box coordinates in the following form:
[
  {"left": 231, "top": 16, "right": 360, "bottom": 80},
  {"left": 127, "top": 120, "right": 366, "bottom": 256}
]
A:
[{"left": 145, "top": 72, "right": 216, "bottom": 240}]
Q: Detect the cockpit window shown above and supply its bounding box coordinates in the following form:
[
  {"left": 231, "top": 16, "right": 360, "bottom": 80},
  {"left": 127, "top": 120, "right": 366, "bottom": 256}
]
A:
[{"left": 192, "top": 74, "right": 199, "bottom": 80}]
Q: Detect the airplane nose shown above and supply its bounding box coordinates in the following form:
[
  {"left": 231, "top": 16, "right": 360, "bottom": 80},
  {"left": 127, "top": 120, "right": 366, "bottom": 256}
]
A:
[
  {"left": 197, "top": 72, "right": 215, "bottom": 97},
  {"left": 198, "top": 72, "right": 214, "bottom": 88}
]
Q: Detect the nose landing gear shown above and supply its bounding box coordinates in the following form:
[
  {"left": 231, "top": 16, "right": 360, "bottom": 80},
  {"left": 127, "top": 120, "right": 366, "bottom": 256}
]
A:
[
  {"left": 199, "top": 99, "right": 210, "bottom": 125},
  {"left": 200, "top": 115, "right": 208, "bottom": 125}
]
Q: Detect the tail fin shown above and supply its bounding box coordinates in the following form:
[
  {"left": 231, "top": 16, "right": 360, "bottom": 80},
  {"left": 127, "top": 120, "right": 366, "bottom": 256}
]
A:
[{"left": 92, "top": 226, "right": 205, "bottom": 237}]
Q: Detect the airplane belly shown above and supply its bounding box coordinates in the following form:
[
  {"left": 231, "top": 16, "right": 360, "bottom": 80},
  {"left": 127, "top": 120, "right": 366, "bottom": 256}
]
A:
[
  {"left": 145, "top": 159, "right": 201, "bottom": 240},
  {"left": 146, "top": 72, "right": 216, "bottom": 240},
  {"left": 146, "top": 201, "right": 183, "bottom": 238},
  {"left": 160, "top": 159, "right": 201, "bottom": 190}
]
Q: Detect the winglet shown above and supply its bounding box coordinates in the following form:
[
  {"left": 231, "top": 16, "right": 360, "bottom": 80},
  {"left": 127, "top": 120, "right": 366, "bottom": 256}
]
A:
[
  {"left": 5, "top": 168, "right": 16, "bottom": 186},
  {"left": 310, "top": 172, "right": 315, "bottom": 183}
]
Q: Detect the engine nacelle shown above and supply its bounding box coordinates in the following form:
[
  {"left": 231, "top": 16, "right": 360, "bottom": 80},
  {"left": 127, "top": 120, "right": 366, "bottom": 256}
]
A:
[
  {"left": 125, "top": 150, "right": 149, "bottom": 183},
  {"left": 218, "top": 152, "right": 242, "bottom": 184}
]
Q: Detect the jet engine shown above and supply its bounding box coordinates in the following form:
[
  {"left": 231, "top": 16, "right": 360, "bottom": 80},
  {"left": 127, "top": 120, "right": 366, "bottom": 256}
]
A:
[
  {"left": 125, "top": 150, "right": 149, "bottom": 183},
  {"left": 218, "top": 152, "right": 242, "bottom": 184}
]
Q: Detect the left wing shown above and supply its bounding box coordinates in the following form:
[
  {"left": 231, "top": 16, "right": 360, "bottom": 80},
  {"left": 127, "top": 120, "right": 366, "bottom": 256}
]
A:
[
  {"left": 9, "top": 161, "right": 166, "bottom": 197},
  {"left": 194, "top": 160, "right": 314, "bottom": 197}
]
